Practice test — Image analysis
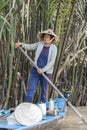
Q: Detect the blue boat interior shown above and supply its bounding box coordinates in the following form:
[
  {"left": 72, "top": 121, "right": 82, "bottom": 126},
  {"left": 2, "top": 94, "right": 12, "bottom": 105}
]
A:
[{"left": 0, "top": 98, "right": 67, "bottom": 130}]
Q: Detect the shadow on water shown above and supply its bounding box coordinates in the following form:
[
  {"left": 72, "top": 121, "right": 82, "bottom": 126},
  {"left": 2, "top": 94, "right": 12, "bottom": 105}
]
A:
[{"left": 58, "top": 106, "right": 87, "bottom": 130}]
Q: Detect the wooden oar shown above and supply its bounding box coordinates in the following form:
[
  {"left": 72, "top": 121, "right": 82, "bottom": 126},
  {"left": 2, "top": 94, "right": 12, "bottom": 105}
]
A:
[{"left": 19, "top": 47, "right": 87, "bottom": 125}]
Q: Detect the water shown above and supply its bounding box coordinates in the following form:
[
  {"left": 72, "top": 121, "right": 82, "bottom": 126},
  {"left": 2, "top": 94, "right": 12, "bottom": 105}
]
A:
[{"left": 59, "top": 106, "right": 87, "bottom": 130}]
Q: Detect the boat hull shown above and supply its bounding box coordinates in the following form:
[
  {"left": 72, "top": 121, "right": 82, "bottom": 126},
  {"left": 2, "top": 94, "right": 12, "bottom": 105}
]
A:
[{"left": 0, "top": 98, "right": 67, "bottom": 130}]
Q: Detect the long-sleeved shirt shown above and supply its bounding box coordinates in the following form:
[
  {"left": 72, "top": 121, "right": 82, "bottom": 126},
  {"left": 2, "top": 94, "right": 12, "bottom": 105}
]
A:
[{"left": 21, "top": 41, "right": 57, "bottom": 74}]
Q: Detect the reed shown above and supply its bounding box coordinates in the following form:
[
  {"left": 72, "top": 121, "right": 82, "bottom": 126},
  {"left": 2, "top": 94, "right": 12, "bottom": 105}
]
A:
[{"left": 0, "top": 0, "right": 87, "bottom": 108}]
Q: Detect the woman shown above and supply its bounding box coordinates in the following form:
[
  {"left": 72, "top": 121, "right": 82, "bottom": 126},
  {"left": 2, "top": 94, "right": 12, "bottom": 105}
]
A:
[{"left": 15, "top": 29, "right": 59, "bottom": 103}]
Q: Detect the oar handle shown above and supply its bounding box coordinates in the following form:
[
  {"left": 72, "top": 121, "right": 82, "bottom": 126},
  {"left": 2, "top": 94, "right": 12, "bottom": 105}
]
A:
[{"left": 19, "top": 47, "right": 87, "bottom": 125}]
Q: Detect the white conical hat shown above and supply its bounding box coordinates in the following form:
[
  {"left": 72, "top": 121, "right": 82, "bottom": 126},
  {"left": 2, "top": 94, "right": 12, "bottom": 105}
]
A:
[{"left": 14, "top": 103, "right": 43, "bottom": 126}]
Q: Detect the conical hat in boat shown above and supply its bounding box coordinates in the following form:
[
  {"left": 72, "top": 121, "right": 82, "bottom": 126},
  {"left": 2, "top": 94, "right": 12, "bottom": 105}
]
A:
[{"left": 14, "top": 103, "right": 43, "bottom": 126}]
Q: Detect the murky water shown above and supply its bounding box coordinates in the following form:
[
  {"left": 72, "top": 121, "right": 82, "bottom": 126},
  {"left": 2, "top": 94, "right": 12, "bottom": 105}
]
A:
[{"left": 59, "top": 106, "right": 87, "bottom": 130}]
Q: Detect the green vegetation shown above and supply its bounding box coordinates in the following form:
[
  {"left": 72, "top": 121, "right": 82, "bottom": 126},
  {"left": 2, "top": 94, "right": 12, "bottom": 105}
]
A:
[{"left": 0, "top": 0, "right": 87, "bottom": 108}]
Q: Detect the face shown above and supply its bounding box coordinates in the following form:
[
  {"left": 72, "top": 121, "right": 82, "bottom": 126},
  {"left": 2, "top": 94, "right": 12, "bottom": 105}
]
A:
[{"left": 43, "top": 34, "right": 51, "bottom": 45}]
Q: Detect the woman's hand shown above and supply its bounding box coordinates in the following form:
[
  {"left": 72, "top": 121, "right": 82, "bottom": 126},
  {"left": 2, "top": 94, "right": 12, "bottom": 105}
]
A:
[
  {"left": 15, "top": 41, "right": 22, "bottom": 48},
  {"left": 37, "top": 68, "right": 43, "bottom": 74}
]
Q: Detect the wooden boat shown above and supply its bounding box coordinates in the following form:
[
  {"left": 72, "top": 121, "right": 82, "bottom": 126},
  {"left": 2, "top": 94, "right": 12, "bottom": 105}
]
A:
[{"left": 0, "top": 98, "right": 67, "bottom": 130}]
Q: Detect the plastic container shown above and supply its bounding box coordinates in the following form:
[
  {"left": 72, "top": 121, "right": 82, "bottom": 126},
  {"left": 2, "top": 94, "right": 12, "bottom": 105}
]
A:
[
  {"left": 38, "top": 103, "right": 46, "bottom": 116},
  {"left": 49, "top": 98, "right": 54, "bottom": 111}
]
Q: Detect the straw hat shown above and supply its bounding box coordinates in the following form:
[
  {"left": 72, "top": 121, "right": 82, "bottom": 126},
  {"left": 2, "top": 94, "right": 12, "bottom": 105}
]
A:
[
  {"left": 37, "top": 29, "right": 60, "bottom": 43},
  {"left": 14, "top": 103, "right": 43, "bottom": 126}
]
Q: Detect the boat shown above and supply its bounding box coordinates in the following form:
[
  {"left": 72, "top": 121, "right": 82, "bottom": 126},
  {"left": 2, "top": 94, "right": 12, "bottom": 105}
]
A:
[{"left": 0, "top": 98, "right": 67, "bottom": 130}]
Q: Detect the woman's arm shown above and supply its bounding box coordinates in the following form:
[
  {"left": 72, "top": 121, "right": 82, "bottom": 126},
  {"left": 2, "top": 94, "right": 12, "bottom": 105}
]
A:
[{"left": 15, "top": 41, "right": 40, "bottom": 50}]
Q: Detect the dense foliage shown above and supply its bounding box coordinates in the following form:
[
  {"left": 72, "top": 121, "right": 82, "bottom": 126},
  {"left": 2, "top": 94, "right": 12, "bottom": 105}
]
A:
[{"left": 0, "top": 0, "right": 87, "bottom": 108}]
